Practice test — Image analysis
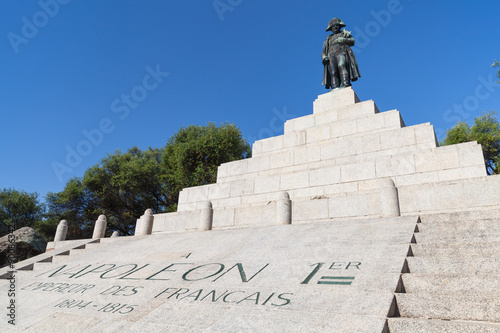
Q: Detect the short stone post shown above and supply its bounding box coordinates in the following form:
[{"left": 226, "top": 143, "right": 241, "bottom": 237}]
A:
[
  {"left": 92, "top": 215, "right": 107, "bottom": 239},
  {"left": 379, "top": 179, "right": 400, "bottom": 217},
  {"left": 54, "top": 220, "right": 68, "bottom": 242},
  {"left": 136, "top": 209, "right": 154, "bottom": 235},
  {"left": 111, "top": 231, "right": 120, "bottom": 238},
  {"left": 199, "top": 201, "right": 213, "bottom": 231},
  {"left": 277, "top": 192, "right": 292, "bottom": 225}
]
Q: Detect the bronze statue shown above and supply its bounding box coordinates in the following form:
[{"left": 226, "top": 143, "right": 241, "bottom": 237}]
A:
[{"left": 322, "top": 18, "right": 361, "bottom": 89}]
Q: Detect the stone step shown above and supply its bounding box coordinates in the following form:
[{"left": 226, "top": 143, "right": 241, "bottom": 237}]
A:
[
  {"left": 51, "top": 254, "right": 71, "bottom": 264},
  {"left": 33, "top": 261, "right": 54, "bottom": 271},
  {"left": 388, "top": 318, "right": 500, "bottom": 333},
  {"left": 417, "top": 218, "right": 500, "bottom": 232},
  {"left": 254, "top": 107, "right": 404, "bottom": 156},
  {"left": 69, "top": 248, "right": 86, "bottom": 256},
  {"left": 419, "top": 209, "right": 500, "bottom": 223},
  {"left": 414, "top": 230, "right": 500, "bottom": 244},
  {"left": 181, "top": 142, "right": 484, "bottom": 214},
  {"left": 220, "top": 122, "right": 440, "bottom": 182},
  {"left": 411, "top": 242, "right": 500, "bottom": 257},
  {"left": 407, "top": 257, "right": 500, "bottom": 274},
  {"left": 12, "top": 269, "right": 35, "bottom": 277},
  {"left": 84, "top": 243, "right": 102, "bottom": 250},
  {"left": 401, "top": 273, "right": 500, "bottom": 297},
  {"left": 284, "top": 99, "right": 380, "bottom": 134},
  {"left": 396, "top": 293, "right": 500, "bottom": 323}
]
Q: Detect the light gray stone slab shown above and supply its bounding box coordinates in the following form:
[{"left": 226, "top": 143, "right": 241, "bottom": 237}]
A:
[
  {"left": 411, "top": 242, "right": 500, "bottom": 257},
  {"left": 283, "top": 130, "right": 307, "bottom": 148},
  {"left": 207, "top": 183, "right": 230, "bottom": 200},
  {"left": 292, "top": 198, "right": 329, "bottom": 221},
  {"left": 340, "top": 161, "right": 376, "bottom": 182},
  {"left": 212, "top": 208, "right": 235, "bottom": 228},
  {"left": 414, "top": 123, "right": 437, "bottom": 145},
  {"left": 309, "top": 166, "right": 341, "bottom": 187},
  {"left": 389, "top": 318, "right": 500, "bottom": 333},
  {"left": 402, "top": 273, "right": 500, "bottom": 297},
  {"left": 229, "top": 179, "right": 255, "bottom": 197},
  {"left": 254, "top": 175, "right": 281, "bottom": 194},
  {"left": 414, "top": 145, "right": 461, "bottom": 173},
  {"left": 417, "top": 218, "right": 500, "bottom": 232},
  {"left": 419, "top": 209, "right": 500, "bottom": 223},
  {"left": 280, "top": 170, "right": 309, "bottom": 190},
  {"left": 379, "top": 126, "right": 416, "bottom": 150},
  {"left": 375, "top": 154, "right": 416, "bottom": 178},
  {"left": 329, "top": 116, "right": 358, "bottom": 137},
  {"left": 407, "top": 257, "right": 500, "bottom": 274},
  {"left": 245, "top": 154, "right": 270, "bottom": 174},
  {"left": 293, "top": 144, "right": 321, "bottom": 165},
  {"left": 414, "top": 229, "right": 500, "bottom": 244},
  {"left": 2, "top": 217, "right": 417, "bottom": 332},
  {"left": 313, "top": 86, "right": 360, "bottom": 114},
  {"left": 396, "top": 293, "right": 500, "bottom": 322}
]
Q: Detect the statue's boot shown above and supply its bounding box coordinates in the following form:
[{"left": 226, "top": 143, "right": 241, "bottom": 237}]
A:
[
  {"left": 341, "top": 73, "right": 351, "bottom": 87},
  {"left": 331, "top": 76, "right": 340, "bottom": 89}
]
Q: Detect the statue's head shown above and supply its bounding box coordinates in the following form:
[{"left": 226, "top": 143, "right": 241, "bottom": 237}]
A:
[{"left": 326, "top": 18, "right": 346, "bottom": 33}]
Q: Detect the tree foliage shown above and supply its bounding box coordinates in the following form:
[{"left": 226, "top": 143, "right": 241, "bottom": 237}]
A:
[
  {"left": 44, "top": 178, "right": 96, "bottom": 240},
  {"left": 0, "top": 188, "right": 45, "bottom": 236},
  {"left": 46, "top": 123, "right": 251, "bottom": 237},
  {"left": 441, "top": 112, "right": 500, "bottom": 175},
  {"left": 82, "top": 147, "right": 169, "bottom": 236},
  {"left": 163, "top": 123, "right": 251, "bottom": 202},
  {"left": 493, "top": 60, "right": 500, "bottom": 84}
]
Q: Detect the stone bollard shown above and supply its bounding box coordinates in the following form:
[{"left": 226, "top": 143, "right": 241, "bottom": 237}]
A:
[
  {"left": 54, "top": 220, "right": 68, "bottom": 242},
  {"left": 111, "top": 231, "right": 120, "bottom": 238},
  {"left": 199, "top": 201, "right": 214, "bottom": 231},
  {"left": 136, "top": 209, "right": 154, "bottom": 235},
  {"left": 92, "top": 215, "right": 107, "bottom": 239},
  {"left": 379, "top": 179, "right": 400, "bottom": 217},
  {"left": 277, "top": 192, "right": 292, "bottom": 225}
]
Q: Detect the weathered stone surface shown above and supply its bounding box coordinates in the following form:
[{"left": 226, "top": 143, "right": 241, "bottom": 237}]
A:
[
  {"left": 402, "top": 273, "right": 500, "bottom": 297},
  {"left": 0, "top": 227, "right": 46, "bottom": 268},
  {"left": 5, "top": 87, "right": 500, "bottom": 331},
  {"left": 0, "top": 216, "right": 417, "bottom": 332},
  {"left": 411, "top": 242, "right": 500, "bottom": 257},
  {"left": 389, "top": 318, "right": 500, "bottom": 333},
  {"left": 313, "top": 86, "right": 360, "bottom": 113},
  {"left": 406, "top": 257, "right": 500, "bottom": 274},
  {"left": 396, "top": 293, "right": 500, "bottom": 322}
]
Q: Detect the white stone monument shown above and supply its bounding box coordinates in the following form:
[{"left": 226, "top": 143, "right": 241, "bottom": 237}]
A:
[{"left": 2, "top": 88, "right": 500, "bottom": 332}]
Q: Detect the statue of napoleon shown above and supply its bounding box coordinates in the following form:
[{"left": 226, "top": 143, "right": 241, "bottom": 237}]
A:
[{"left": 322, "top": 18, "right": 361, "bottom": 89}]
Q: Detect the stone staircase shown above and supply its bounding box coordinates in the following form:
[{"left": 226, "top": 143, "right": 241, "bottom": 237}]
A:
[
  {"left": 0, "top": 237, "right": 130, "bottom": 280},
  {"left": 388, "top": 209, "right": 500, "bottom": 332},
  {"left": 151, "top": 88, "right": 497, "bottom": 234}
]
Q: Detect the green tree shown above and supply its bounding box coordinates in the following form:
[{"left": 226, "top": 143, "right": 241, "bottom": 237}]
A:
[
  {"left": 441, "top": 112, "right": 500, "bottom": 175},
  {"left": 46, "top": 123, "right": 251, "bottom": 237},
  {"left": 163, "top": 122, "right": 251, "bottom": 205},
  {"left": 44, "top": 178, "right": 97, "bottom": 240},
  {"left": 0, "top": 188, "right": 45, "bottom": 235},
  {"left": 82, "top": 147, "right": 168, "bottom": 235}
]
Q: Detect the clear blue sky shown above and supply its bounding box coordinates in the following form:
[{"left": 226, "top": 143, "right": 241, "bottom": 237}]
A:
[{"left": 1, "top": 0, "right": 499, "bottom": 201}]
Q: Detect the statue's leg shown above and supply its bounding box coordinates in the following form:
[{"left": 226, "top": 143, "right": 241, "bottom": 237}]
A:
[
  {"left": 337, "top": 54, "right": 351, "bottom": 87},
  {"left": 328, "top": 54, "right": 340, "bottom": 89}
]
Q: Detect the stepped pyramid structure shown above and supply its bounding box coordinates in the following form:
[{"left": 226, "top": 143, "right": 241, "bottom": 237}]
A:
[{"left": 2, "top": 88, "right": 500, "bottom": 332}]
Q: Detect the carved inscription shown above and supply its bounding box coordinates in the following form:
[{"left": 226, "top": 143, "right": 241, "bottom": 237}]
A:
[{"left": 25, "top": 256, "right": 362, "bottom": 315}]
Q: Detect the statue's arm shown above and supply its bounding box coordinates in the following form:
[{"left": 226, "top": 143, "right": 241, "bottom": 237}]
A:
[
  {"left": 342, "top": 30, "right": 355, "bottom": 46},
  {"left": 322, "top": 39, "right": 329, "bottom": 64},
  {"left": 343, "top": 37, "right": 355, "bottom": 46}
]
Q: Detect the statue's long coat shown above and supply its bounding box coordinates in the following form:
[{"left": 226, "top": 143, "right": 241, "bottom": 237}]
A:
[{"left": 322, "top": 32, "right": 361, "bottom": 89}]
